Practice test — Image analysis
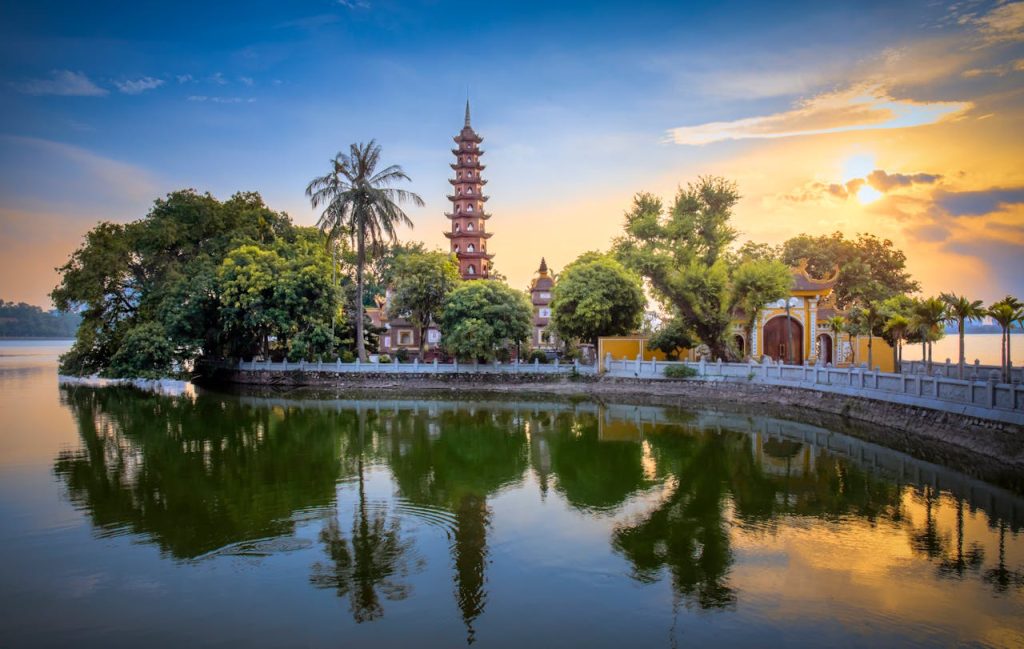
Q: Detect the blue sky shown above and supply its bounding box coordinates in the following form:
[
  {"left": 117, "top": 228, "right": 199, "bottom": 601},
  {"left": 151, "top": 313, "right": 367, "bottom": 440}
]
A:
[{"left": 1, "top": 0, "right": 1022, "bottom": 306}]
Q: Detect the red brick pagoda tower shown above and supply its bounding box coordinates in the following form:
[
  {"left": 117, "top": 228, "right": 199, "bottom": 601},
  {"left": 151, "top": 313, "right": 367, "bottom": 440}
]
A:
[{"left": 444, "top": 100, "right": 493, "bottom": 279}]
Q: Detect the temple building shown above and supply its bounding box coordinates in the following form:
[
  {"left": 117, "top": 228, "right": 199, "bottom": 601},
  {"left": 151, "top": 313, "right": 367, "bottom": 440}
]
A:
[
  {"left": 529, "top": 258, "right": 557, "bottom": 350},
  {"left": 731, "top": 260, "right": 841, "bottom": 365},
  {"left": 445, "top": 101, "right": 494, "bottom": 280}
]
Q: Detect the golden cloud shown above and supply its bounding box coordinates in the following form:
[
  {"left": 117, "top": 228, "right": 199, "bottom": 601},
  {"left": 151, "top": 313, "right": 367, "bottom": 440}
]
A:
[{"left": 668, "top": 85, "right": 972, "bottom": 145}]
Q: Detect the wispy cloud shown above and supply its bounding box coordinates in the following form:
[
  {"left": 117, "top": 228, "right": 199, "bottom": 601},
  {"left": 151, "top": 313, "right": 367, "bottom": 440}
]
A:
[
  {"left": 866, "top": 170, "right": 942, "bottom": 192},
  {"left": 114, "top": 76, "right": 165, "bottom": 95},
  {"left": 14, "top": 70, "right": 107, "bottom": 96},
  {"left": 209, "top": 72, "right": 228, "bottom": 85},
  {"left": 337, "top": 0, "right": 370, "bottom": 8},
  {"left": 972, "top": 1, "right": 1024, "bottom": 45},
  {"left": 239, "top": 76, "right": 254, "bottom": 86},
  {"left": 187, "top": 95, "right": 256, "bottom": 104},
  {"left": 176, "top": 74, "right": 194, "bottom": 83},
  {"left": 669, "top": 85, "right": 972, "bottom": 145}
]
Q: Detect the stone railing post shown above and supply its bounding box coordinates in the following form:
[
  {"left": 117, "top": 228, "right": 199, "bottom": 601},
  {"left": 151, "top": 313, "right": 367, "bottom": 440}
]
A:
[
  {"left": 635, "top": 353, "right": 642, "bottom": 374},
  {"left": 699, "top": 357, "right": 707, "bottom": 377},
  {"left": 534, "top": 357, "right": 540, "bottom": 371},
  {"left": 574, "top": 358, "right": 580, "bottom": 372},
  {"left": 987, "top": 373, "right": 997, "bottom": 408},
  {"left": 434, "top": 358, "right": 439, "bottom": 373},
  {"left": 336, "top": 357, "right": 342, "bottom": 371},
  {"left": 972, "top": 359, "right": 981, "bottom": 380},
  {"left": 604, "top": 352, "right": 612, "bottom": 373},
  {"left": 454, "top": 358, "right": 459, "bottom": 373}
]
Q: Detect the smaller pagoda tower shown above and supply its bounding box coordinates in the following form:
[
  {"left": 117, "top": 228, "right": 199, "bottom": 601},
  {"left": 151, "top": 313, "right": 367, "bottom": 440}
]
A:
[
  {"left": 529, "top": 258, "right": 556, "bottom": 349},
  {"left": 444, "top": 101, "right": 493, "bottom": 280}
]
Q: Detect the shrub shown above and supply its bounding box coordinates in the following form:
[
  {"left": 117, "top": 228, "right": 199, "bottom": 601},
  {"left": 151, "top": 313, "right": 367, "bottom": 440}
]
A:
[
  {"left": 527, "top": 350, "right": 549, "bottom": 364},
  {"left": 395, "top": 348, "right": 410, "bottom": 362},
  {"left": 339, "top": 350, "right": 356, "bottom": 363},
  {"left": 378, "top": 353, "right": 392, "bottom": 364},
  {"left": 104, "top": 322, "right": 176, "bottom": 379},
  {"left": 663, "top": 364, "right": 698, "bottom": 379}
]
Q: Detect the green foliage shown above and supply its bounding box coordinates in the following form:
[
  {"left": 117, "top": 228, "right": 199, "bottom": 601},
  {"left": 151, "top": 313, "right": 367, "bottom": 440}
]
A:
[
  {"left": 780, "top": 232, "right": 918, "bottom": 308},
  {"left": 663, "top": 364, "right": 698, "bottom": 378},
  {"left": 388, "top": 251, "right": 462, "bottom": 360},
  {"left": 527, "top": 349, "right": 549, "bottom": 364},
  {"left": 646, "top": 318, "right": 695, "bottom": 360},
  {"left": 0, "top": 300, "right": 80, "bottom": 337},
  {"left": 615, "top": 177, "right": 761, "bottom": 360},
  {"left": 378, "top": 353, "right": 392, "bottom": 364},
  {"left": 51, "top": 189, "right": 341, "bottom": 376},
  {"left": 105, "top": 322, "right": 177, "bottom": 379},
  {"left": 306, "top": 140, "right": 424, "bottom": 361},
  {"left": 550, "top": 253, "right": 645, "bottom": 346},
  {"left": 439, "top": 281, "right": 532, "bottom": 361},
  {"left": 730, "top": 258, "right": 792, "bottom": 359}
]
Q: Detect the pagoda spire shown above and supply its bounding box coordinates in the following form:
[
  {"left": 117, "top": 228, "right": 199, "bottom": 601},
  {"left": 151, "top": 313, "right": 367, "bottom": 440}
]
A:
[{"left": 444, "top": 102, "right": 492, "bottom": 280}]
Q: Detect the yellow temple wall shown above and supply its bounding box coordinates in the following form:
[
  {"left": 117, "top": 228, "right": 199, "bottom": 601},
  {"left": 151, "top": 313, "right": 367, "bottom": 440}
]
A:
[
  {"left": 850, "top": 335, "right": 896, "bottom": 373},
  {"left": 597, "top": 336, "right": 688, "bottom": 371}
]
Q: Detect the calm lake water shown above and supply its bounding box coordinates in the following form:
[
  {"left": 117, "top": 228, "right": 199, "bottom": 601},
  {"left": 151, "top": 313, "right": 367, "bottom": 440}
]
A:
[
  {"left": 900, "top": 332, "right": 1022, "bottom": 366},
  {"left": 1, "top": 340, "right": 1023, "bottom": 648}
]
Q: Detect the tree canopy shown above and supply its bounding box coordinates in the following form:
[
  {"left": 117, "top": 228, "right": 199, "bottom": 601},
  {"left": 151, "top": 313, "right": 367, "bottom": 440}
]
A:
[
  {"left": 550, "top": 252, "right": 645, "bottom": 347},
  {"left": 387, "top": 251, "right": 462, "bottom": 360},
  {"left": 779, "top": 231, "right": 918, "bottom": 308},
  {"left": 439, "top": 281, "right": 532, "bottom": 361},
  {"left": 52, "top": 189, "right": 343, "bottom": 376}
]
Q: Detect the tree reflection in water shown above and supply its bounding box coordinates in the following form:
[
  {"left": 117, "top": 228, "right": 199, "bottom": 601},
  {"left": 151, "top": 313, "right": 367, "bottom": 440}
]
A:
[
  {"left": 52, "top": 387, "right": 1024, "bottom": 641},
  {"left": 309, "top": 406, "right": 420, "bottom": 622}
]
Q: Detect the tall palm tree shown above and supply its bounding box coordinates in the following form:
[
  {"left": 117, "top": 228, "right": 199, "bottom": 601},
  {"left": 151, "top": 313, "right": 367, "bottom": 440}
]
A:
[
  {"left": 856, "top": 302, "right": 885, "bottom": 370},
  {"left": 940, "top": 293, "right": 985, "bottom": 379},
  {"left": 988, "top": 297, "right": 1023, "bottom": 383},
  {"left": 910, "top": 297, "right": 946, "bottom": 374},
  {"left": 884, "top": 314, "right": 910, "bottom": 373},
  {"left": 827, "top": 316, "right": 845, "bottom": 365},
  {"left": 306, "top": 141, "right": 424, "bottom": 361}
]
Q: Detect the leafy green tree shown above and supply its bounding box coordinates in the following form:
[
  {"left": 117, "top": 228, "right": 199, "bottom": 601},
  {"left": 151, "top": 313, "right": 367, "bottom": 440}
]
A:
[
  {"left": 387, "top": 252, "right": 462, "bottom": 360},
  {"left": 356, "top": 241, "right": 427, "bottom": 308},
  {"left": 439, "top": 281, "right": 531, "bottom": 361},
  {"left": 780, "top": 232, "right": 918, "bottom": 308},
  {"left": 52, "top": 190, "right": 296, "bottom": 376},
  {"left": 730, "top": 259, "right": 792, "bottom": 360},
  {"left": 306, "top": 141, "right": 424, "bottom": 362},
  {"left": 550, "top": 253, "right": 645, "bottom": 347},
  {"left": 940, "top": 293, "right": 986, "bottom": 379},
  {"left": 105, "top": 322, "right": 177, "bottom": 378},
  {"left": 646, "top": 317, "right": 695, "bottom": 360},
  {"left": 218, "top": 230, "right": 340, "bottom": 360},
  {"left": 614, "top": 177, "right": 742, "bottom": 359}
]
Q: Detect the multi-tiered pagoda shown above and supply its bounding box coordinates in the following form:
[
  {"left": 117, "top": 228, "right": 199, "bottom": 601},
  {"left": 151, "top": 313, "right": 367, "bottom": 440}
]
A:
[{"left": 444, "top": 101, "right": 493, "bottom": 279}]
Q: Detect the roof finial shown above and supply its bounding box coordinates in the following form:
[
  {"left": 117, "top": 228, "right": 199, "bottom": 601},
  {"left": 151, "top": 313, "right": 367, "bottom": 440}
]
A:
[
  {"left": 538, "top": 257, "right": 548, "bottom": 274},
  {"left": 465, "top": 97, "right": 471, "bottom": 127}
]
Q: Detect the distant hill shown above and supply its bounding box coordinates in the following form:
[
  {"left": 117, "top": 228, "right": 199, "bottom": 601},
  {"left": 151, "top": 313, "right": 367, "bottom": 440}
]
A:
[{"left": 0, "top": 300, "right": 80, "bottom": 338}]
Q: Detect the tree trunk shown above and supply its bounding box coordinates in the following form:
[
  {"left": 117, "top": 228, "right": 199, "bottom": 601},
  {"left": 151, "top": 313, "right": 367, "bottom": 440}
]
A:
[
  {"left": 355, "top": 220, "right": 368, "bottom": 362},
  {"left": 418, "top": 323, "right": 426, "bottom": 362},
  {"left": 1007, "top": 327, "right": 1013, "bottom": 384},
  {"left": 785, "top": 307, "right": 793, "bottom": 364},
  {"left": 958, "top": 318, "right": 966, "bottom": 380},
  {"left": 867, "top": 335, "right": 873, "bottom": 370},
  {"left": 892, "top": 340, "right": 898, "bottom": 374},
  {"left": 927, "top": 340, "right": 933, "bottom": 372}
]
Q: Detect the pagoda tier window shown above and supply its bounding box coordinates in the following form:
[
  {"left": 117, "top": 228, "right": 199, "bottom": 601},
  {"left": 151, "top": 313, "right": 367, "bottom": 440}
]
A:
[
  {"left": 467, "top": 222, "right": 474, "bottom": 231},
  {"left": 453, "top": 244, "right": 460, "bottom": 252},
  {"left": 467, "top": 243, "right": 475, "bottom": 252},
  {"left": 455, "top": 223, "right": 460, "bottom": 232},
  {"left": 467, "top": 205, "right": 474, "bottom": 213},
  {"left": 467, "top": 265, "right": 476, "bottom": 275}
]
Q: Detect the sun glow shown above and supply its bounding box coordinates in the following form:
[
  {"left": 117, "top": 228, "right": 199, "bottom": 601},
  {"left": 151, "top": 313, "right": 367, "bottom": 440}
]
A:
[{"left": 857, "top": 185, "right": 883, "bottom": 204}]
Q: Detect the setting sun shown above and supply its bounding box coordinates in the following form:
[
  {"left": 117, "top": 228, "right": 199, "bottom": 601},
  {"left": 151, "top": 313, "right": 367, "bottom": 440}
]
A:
[{"left": 857, "top": 185, "right": 884, "bottom": 204}]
